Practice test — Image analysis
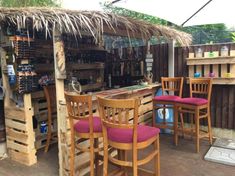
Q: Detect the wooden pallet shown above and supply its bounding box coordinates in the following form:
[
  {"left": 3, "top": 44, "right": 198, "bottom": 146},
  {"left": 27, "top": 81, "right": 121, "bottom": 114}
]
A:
[
  {"left": 5, "top": 112, "right": 37, "bottom": 165},
  {"left": 187, "top": 54, "right": 235, "bottom": 85},
  {"left": 32, "top": 91, "right": 58, "bottom": 150}
]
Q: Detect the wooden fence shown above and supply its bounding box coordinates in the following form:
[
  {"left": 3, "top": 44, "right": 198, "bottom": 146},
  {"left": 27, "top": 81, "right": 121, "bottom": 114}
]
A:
[{"left": 151, "top": 43, "right": 235, "bottom": 130}]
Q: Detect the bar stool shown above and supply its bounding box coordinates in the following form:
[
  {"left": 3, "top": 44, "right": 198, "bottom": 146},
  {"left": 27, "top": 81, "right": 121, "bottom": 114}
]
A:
[
  {"left": 97, "top": 96, "right": 160, "bottom": 176},
  {"left": 43, "top": 85, "right": 57, "bottom": 153},
  {"left": 152, "top": 77, "right": 184, "bottom": 132},
  {"left": 174, "top": 78, "right": 213, "bottom": 153},
  {"left": 64, "top": 93, "right": 103, "bottom": 176}
]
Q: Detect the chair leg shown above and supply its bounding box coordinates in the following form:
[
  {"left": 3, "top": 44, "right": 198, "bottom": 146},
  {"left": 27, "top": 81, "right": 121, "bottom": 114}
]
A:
[
  {"left": 179, "top": 112, "right": 184, "bottom": 138},
  {"left": 132, "top": 145, "right": 138, "bottom": 176},
  {"left": 152, "top": 102, "right": 156, "bottom": 127},
  {"left": 90, "top": 137, "right": 95, "bottom": 176},
  {"left": 118, "top": 150, "right": 128, "bottom": 176},
  {"left": 69, "top": 118, "right": 75, "bottom": 176},
  {"left": 195, "top": 108, "right": 200, "bottom": 153},
  {"left": 94, "top": 138, "right": 100, "bottom": 176},
  {"left": 154, "top": 136, "right": 160, "bottom": 176},
  {"left": 44, "top": 115, "right": 52, "bottom": 153},
  {"left": 207, "top": 107, "right": 213, "bottom": 145},
  {"left": 103, "top": 130, "right": 108, "bottom": 176},
  {"left": 190, "top": 114, "right": 194, "bottom": 140},
  {"left": 122, "top": 150, "right": 128, "bottom": 176},
  {"left": 174, "top": 105, "right": 179, "bottom": 146},
  {"left": 163, "top": 104, "right": 166, "bottom": 125}
]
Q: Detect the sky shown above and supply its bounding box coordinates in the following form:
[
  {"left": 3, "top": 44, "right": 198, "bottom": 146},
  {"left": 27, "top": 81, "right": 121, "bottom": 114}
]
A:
[
  {"left": 62, "top": 0, "right": 235, "bottom": 28},
  {"left": 62, "top": 0, "right": 105, "bottom": 11}
]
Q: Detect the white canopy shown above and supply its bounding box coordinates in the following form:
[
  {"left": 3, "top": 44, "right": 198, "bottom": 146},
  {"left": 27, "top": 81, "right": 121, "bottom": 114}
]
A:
[
  {"left": 62, "top": 0, "right": 235, "bottom": 27},
  {"left": 114, "top": 0, "right": 235, "bottom": 27}
]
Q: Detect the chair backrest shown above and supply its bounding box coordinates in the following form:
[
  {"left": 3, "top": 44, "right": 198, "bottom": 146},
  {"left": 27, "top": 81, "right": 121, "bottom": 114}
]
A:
[
  {"left": 97, "top": 96, "right": 139, "bottom": 130},
  {"left": 64, "top": 92, "right": 94, "bottom": 131},
  {"left": 189, "top": 78, "right": 212, "bottom": 102},
  {"left": 43, "top": 85, "right": 57, "bottom": 114},
  {"left": 161, "top": 77, "right": 184, "bottom": 97}
]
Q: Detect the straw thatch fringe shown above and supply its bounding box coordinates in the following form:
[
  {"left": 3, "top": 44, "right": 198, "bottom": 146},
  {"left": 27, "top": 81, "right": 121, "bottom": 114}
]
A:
[{"left": 0, "top": 7, "right": 192, "bottom": 45}]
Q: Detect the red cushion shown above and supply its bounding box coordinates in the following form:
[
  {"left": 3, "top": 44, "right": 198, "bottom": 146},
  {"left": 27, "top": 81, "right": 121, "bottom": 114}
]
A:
[
  {"left": 176, "top": 97, "right": 208, "bottom": 106},
  {"left": 107, "top": 125, "right": 160, "bottom": 143},
  {"left": 153, "top": 95, "right": 181, "bottom": 102},
  {"left": 74, "top": 116, "right": 102, "bottom": 133}
]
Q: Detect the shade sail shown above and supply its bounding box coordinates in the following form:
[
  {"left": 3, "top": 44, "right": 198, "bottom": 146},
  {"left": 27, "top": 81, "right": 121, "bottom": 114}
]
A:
[{"left": 114, "top": 0, "right": 235, "bottom": 27}]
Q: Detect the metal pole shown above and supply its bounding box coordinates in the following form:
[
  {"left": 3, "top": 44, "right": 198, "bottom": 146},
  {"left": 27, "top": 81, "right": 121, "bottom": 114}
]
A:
[{"left": 181, "top": 0, "right": 213, "bottom": 26}]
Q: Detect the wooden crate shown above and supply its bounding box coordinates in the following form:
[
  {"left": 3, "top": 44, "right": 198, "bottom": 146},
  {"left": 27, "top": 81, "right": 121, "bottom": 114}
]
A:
[
  {"left": 187, "top": 56, "right": 235, "bottom": 84},
  {"left": 32, "top": 90, "right": 58, "bottom": 150},
  {"left": 8, "top": 149, "right": 36, "bottom": 166}
]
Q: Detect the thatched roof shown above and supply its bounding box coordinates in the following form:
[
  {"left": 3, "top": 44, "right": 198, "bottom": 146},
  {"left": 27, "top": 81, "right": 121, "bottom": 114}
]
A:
[{"left": 0, "top": 7, "right": 192, "bottom": 46}]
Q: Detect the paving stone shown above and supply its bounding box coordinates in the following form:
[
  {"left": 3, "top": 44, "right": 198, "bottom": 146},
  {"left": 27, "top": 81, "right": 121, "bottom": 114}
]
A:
[{"left": 204, "top": 146, "right": 235, "bottom": 166}]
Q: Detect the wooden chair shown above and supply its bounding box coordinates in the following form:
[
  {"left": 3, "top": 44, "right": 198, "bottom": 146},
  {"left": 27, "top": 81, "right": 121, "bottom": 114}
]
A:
[
  {"left": 174, "top": 78, "right": 213, "bottom": 153},
  {"left": 64, "top": 92, "right": 103, "bottom": 176},
  {"left": 43, "top": 84, "right": 57, "bottom": 153},
  {"left": 97, "top": 96, "right": 160, "bottom": 176},
  {"left": 152, "top": 77, "right": 184, "bottom": 132}
]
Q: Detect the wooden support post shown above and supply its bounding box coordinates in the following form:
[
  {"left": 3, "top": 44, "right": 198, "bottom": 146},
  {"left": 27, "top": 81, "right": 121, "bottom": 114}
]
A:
[
  {"left": 168, "top": 39, "right": 175, "bottom": 78},
  {"left": 53, "top": 28, "right": 67, "bottom": 176},
  {"left": 23, "top": 93, "right": 37, "bottom": 165}
]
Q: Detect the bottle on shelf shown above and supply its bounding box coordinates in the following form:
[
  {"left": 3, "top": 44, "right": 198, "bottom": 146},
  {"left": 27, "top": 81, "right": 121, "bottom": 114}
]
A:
[
  {"left": 195, "top": 47, "right": 203, "bottom": 58},
  {"left": 108, "top": 74, "right": 112, "bottom": 88},
  {"left": 220, "top": 46, "right": 228, "bottom": 57}
]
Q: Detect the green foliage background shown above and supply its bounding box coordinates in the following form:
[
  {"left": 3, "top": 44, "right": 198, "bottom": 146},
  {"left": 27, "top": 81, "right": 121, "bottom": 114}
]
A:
[
  {"left": 0, "top": 0, "right": 61, "bottom": 7},
  {"left": 103, "top": 4, "right": 234, "bottom": 45}
]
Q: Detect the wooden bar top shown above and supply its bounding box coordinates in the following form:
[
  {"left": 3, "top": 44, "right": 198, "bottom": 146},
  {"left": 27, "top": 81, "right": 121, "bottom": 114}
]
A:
[
  {"left": 94, "top": 83, "right": 161, "bottom": 99},
  {"left": 60, "top": 83, "right": 161, "bottom": 105}
]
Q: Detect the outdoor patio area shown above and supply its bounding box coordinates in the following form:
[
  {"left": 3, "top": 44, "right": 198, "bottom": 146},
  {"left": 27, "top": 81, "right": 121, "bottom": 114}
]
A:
[
  {"left": 0, "top": 134, "right": 234, "bottom": 176},
  {"left": 0, "top": 1, "right": 235, "bottom": 176}
]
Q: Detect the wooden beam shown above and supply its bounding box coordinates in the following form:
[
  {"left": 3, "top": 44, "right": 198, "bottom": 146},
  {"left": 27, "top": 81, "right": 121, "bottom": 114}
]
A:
[{"left": 53, "top": 27, "right": 67, "bottom": 176}]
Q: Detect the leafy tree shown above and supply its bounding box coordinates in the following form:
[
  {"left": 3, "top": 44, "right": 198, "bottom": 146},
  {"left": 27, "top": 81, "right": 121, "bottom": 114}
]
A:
[
  {"left": 183, "top": 24, "right": 232, "bottom": 44},
  {"left": 102, "top": 4, "right": 170, "bottom": 26},
  {"left": 0, "top": 0, "right": 61, "bottom": 7},
  {"left": 104, "top": 4, "right": 234, "bottom": 44}
]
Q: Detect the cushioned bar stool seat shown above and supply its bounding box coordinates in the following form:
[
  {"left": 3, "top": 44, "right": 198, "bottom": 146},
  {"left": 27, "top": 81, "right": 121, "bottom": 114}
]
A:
[
  {"left": 108, "top": 125, "right": 160, "bottom": 143},
  {"left": 153, "top": 95, "right": 181, "bottom": 102},
  {"left": 153, "top": 77, "right": 184, "bottom": 132},
  {"left": 174, "top": 78, "right": 213, "bottom": 153},
  {"left": 65, "top": 93, "right": 103, "bottom": 176},
  {"left": 98, "top": 97, "right": 160, "bottom": 176},
  {"left": 74, "top": 116, "right": 102, "bottom": 133},
  {"left": 176, "top": 98, "right": 208, "bottom": 106}
]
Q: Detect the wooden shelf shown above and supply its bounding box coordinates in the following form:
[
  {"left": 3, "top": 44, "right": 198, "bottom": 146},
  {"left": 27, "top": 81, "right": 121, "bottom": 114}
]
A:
[
  {"left": 67, "top": 62, "right": 104, "bottom": 70},
  {"left": 66, "top": 45, "right": 106, "bottom": 52},
  {"left": 34, "top": 64, "right": 54, "bottom": 73},
  {"left": 187, "top": 77, "right": 235, "bottom": 85},
  {"left": 82, "top": 83, "right": 103, "bottom": 92},
  {"left": 186, "top": 56, "right": 235, "bottom": 65},
  {"left": 34, "top": 62, "right": 104, "bottom": 73}
]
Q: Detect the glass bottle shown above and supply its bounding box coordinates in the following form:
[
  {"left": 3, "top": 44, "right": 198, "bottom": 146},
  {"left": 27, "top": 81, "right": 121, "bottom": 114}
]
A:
[
  {"left": 221, "top": 46, "right": 228, "bottom": 57},
  {"left": 195, "top": 47, "right": 203, "bottom": 58}
]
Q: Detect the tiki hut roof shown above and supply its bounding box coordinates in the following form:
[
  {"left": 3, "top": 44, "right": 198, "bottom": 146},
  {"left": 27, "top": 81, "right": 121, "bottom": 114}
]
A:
[{"left": 0, "top": 7, "right": 191, "bottom": 45}]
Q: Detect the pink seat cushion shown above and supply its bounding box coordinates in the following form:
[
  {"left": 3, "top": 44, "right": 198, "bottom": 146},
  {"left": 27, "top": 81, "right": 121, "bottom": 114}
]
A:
[
  {"left": 153, "top": 95, "right": 181, "bottom": 102},
  {"left": 176, "top": 97, "right": 208, "bottom": 106},
  {"left": 74, "top": 116, "right": 102, "bottom": 133},
  {"left": 108, "top": 125, "right": 160, "bottom": 143}
]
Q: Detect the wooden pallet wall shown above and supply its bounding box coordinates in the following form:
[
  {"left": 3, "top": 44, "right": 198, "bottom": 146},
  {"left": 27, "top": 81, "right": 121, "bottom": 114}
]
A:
[{"left": 173, "top": 43, "right": 235, "bottom": 129}]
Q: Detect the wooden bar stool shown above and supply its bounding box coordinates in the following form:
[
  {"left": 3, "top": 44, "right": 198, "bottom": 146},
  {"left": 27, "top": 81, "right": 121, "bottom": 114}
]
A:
[
  {"left": 97, "top": 96, "right": 160, "bottom": 176},
  {"left": 152, "top": 77, "right": 184, "bottom": 132},
  {"left": 174, "top": 78, "right": 213, "bottom": 153},
  {"left": 64, "top": 93, "right": 103, "bottom": 176},
  {"left": 43, "top": 85, "right": 57, "bottom": 153}
]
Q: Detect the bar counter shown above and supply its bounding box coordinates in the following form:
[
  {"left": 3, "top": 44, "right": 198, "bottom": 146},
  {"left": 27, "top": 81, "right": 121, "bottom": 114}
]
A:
[{"left": 59, "top": 83, "right": 161, "bottom": 175}]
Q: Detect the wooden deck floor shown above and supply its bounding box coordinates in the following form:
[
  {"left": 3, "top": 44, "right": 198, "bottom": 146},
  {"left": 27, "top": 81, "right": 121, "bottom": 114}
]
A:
[{"left": 0, "top": 134, "right": 234, "bottom": 176}]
